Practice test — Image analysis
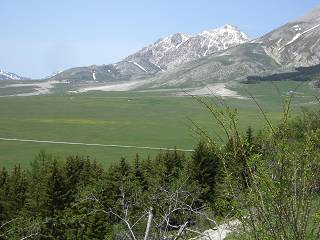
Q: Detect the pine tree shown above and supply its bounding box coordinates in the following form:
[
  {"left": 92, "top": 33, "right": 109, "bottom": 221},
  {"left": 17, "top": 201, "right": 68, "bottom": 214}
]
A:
[
  {"left": 119, "top": 157, "right": 131, "bottom": 178},
  {"left": 165, "top": 149, "right": 184, "bottom": 180},
  {"left": 7, "top": 165, "right": 28, "bottom": 215},
  {"left": 64, "top": 155, "right": 84, "bottom": 206},
  {"left": 43, "top": 216, "right": 67, "bottom": 240},
  {"left": 133, "top": 154, "right": 145, "bottom": 187},
  {"left": 188, "top": 141, "right": 221, "bottom": 205},
  {"left": 0, "top": 167, "right": 9, "bottom": 223},
  {"left": 83, "top": 211, "right": 108, "bottom": 240},
  {"left": 25, "top": 155, "right": 51, "bottom": 217},
  {"left": 46, "top": 159, "right": 67, "bottom": 215}
]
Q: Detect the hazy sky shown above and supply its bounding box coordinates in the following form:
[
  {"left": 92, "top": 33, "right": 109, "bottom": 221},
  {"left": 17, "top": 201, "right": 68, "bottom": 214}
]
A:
[{"left": 1, "top": 0, "right": 319, "bottom": 78}]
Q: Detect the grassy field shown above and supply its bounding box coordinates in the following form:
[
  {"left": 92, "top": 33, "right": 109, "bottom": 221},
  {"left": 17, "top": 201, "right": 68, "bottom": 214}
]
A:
[{"left": 0, "top": 81, "right": 318, "bottom": 169}]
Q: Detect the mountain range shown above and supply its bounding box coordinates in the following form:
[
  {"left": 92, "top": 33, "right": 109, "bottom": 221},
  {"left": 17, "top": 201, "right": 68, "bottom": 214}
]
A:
[
  {"left": 125, "top": 24, "right": 250, "bottom": 70},
  {"left": 49, "top": 24, "right": 250, "bottom": 83},
  {"left": 3, "top": 7, "right": 320, "bottom": 89},
  {"left": 140, "top": 7, "right": 320, "bottom": 89},
  {"left": 0, "top": 69, "right": 28, "bottom": 81}
]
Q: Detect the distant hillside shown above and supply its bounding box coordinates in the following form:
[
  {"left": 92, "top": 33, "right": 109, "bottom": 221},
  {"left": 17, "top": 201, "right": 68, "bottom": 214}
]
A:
[
  {"left": 125, "top": 24, "right": 249, "bottom": 71},
  {"left": 0, "top": 69, "right": 29, "bottom": 80},
  {"left": 258, "top": 7, "right": 320, "bottom": 67},
  {"left": 6, "top": 6, "right": 320, "bottom": 95},
  {"left": 136, "top": 43, "right": 280, "bottom": 89},
  {"left": 137, "top": 6, "right": 320, "bottom": 89},
  {"left": 49, "top": 24, "right": 250, "bottom": 82},
  {"left": 245, "top": 64, "right": 320, "bottom": 84}
]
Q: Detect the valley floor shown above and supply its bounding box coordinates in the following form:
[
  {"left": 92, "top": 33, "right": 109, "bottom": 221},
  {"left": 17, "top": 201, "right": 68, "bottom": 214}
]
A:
[{"left": 0, "top": 81, "right": 318, "bottom": 169}]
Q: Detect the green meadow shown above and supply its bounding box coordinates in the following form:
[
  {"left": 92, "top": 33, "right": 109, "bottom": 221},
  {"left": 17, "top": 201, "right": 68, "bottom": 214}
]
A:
[{"left": 0, "top": 81, "right": 318, "bottom": 169}]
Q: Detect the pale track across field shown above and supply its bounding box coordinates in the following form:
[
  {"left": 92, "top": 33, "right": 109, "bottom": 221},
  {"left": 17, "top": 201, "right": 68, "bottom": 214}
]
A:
[{"left": 0, "top": 137, "right": 194, "bottom": 152}]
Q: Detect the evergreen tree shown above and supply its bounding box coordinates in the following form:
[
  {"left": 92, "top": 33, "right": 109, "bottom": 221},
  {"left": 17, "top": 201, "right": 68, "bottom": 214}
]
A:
[
  {"left": 188, "top": 141, "right": 221, "bottom": 205},
  {"left": 64, "top": 155, "right": 84, "bottom": 206},
  {"left": 133, "top": 153, "right": 147, "bottom": 189},
  {"left": 43, "top": 216, "right": 67, "bottom": 240},
  {"left": 25, "top": 155, "right": 51, "bottom": 217},
  {"left": 0, "top": 167, "right": 9, "bottom": 224},
  {"left": 46, "top": 159, "right": 67, "bottom": 215},
  {"left": 83, "top": 211, "right": 108, "bottom": 240},
  {"left": 7, "top": 165, "right": 28, "bottom": 215},
  {"left": 119, "top": 157, "right": 131, "bottom": 178},
  {"left": 166, "top": 149, "right": 184, "bottom": 180}
]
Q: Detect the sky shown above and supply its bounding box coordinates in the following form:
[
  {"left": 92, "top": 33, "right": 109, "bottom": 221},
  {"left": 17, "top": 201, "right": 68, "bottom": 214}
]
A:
[{"left": 1, "top": 0, "right": 319, "bottom": 79}]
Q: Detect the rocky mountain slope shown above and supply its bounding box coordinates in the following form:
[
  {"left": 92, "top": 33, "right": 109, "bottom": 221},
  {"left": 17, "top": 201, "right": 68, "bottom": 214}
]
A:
[
  {"left": 49, "top": 60, "right": 160, "bottom": 82},
  {"left": 258, "top": 7, "right": 320, "bottom": 67},
  {"left": 50, "top": 25, "right": 250, "bottom": 82},
  {"left": 137, "top": 43, "right": 280, "bottom": 89},
  {"left": 0, "top": 69, "right": 28, "bottom": 80},
  {"left": 135, "top": 7, "right": 320, "bottom": 89},
  {"left": 125, "top": 24, "right": 249, "bottom": 70}
]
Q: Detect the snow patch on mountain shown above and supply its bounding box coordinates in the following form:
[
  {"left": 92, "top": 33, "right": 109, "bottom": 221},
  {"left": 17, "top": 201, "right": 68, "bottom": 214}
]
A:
[
  {"left": 259, "top": 6, "right": 320, "bottom": 67},
  {"left": 285, "top": 24, "right": 320, "bottom": 47},
  {"left": 127, "top": 61, "right": 148, "bottom": 72},
  {"left": 0, "top": 69, "right": 27, "bottom": 80},
  {"left": 292, "top": 25, "right": 302, "bottom": 31}
]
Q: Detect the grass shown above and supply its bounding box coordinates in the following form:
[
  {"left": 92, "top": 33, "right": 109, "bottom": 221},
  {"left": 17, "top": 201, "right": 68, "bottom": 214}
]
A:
[
  {"left": 0, "top": 86, "right": 36, "bottom": 95},
  {"left": 0, "top": 81, "right": 318, "bottom": 169}
]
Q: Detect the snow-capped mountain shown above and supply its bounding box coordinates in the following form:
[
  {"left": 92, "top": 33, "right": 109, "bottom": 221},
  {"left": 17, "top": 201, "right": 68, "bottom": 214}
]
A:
[
  {"left": 258, "top": 7, "right": 320, "bottom": 67},
  {"left": 136, "top": 43, "right": 281, "bottom": 89},
  {"left": 0, "top": 69, "right": 28, "bottom": 80},
  {"left": 50, "top": 24, "right": 250, "bottom": 82},
  {"left": 141, "top": 7, "right": 320, "bottom": 89},
  {"left": 125, "top": 24, "right": 250, "bottom": 70},
  {"left": 49, "top": 7, "right": 320, "bottom": 88}
]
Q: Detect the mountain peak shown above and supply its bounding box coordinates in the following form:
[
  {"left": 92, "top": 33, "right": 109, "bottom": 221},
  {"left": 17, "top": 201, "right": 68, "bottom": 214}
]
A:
[
  {"left": 171, "top": 32, "right": 190, "bottom": 38},
  {"left": 201, "top": 24, "right": 239, "bottom": 33},
  {"left": 47, "top": 6, "right": 320, "bottom": 85},
  {"left": 0, "top": 69, "right": 28, "bottom": 80},
  {"left": 167, "top": 32, "right": 190, "bottom": 45},
  {"left": 222, "top": 24, "right": 238, "bottom": 29},
  {"left": 125, "top": 25, "right": 250, "bottom": 70},
  {"left": 200, "top": 24, "right": 250, "bottom": 41}
]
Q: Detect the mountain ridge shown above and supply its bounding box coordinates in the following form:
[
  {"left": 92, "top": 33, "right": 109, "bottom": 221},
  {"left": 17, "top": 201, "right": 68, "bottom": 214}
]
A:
[
  {"left": 125, "top": 24, "right": 250, "bottom": 71},
  {"left": 50, "top": 24, "right": 250, "bottom": 82},
  {"left": 29, "top": 6, "right": 320, "bottom": 92},
  {"left": 136, "top": 6, "right": 320, "bottom": 89},
  {"left": 258, "top": 6, "right": 320, "bottom": 67},
  {"left": 0, "top": 69, "right": 29, "bottom": 81}
]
